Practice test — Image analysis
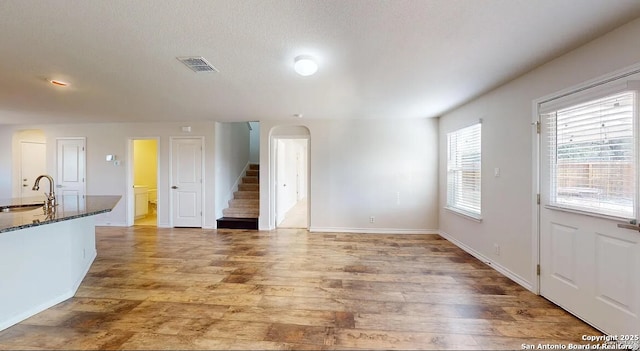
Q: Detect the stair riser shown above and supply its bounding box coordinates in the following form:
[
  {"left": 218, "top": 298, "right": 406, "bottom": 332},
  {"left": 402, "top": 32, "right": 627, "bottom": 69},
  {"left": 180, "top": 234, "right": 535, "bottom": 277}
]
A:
[
  {"left": 234, "top": 191, "right": 259, "bottom": 199},
  {"left": 223, "top": 209, "right": 259, "bottom": 218},
  {"left": 249, "top": 164, "right": 260, "bottom": 171},
  {"left": 243, "top": 177, "right": 258, "bottom": 184},
  {"left": 238, "top": 184, "right": 258, "bottom": 191},
  {"left": 229, "top": 199, "right": 259, "bottom": 208},
  {"left": 246, "top": 170, "right": 259, "bottom": 177},
  {"left": 216, "top": 217, "right": 258, "bottom": 230}
]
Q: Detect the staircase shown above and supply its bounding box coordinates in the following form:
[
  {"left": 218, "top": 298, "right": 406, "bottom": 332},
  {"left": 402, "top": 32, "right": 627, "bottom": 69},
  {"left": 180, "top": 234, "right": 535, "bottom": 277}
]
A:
[{"left": 216, "top": 164, "right": 259, "bottom": 230}]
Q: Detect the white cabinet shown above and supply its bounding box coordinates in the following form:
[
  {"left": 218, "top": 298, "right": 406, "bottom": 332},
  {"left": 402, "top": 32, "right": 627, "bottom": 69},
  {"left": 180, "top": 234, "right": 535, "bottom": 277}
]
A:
[{"left": 134, "top": 186, "right": 149, "bottom": 219}]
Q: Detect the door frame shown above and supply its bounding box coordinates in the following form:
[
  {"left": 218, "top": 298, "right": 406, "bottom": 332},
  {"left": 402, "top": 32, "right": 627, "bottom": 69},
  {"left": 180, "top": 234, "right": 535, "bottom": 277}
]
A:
[
  {"left": 126, "top": 137, "right": 161, "bottom": 227},
  {"left": 532, "top": 61, "right": 640, "bottom": 295},
  {"left": 169, "top": 136, "right": 205, "bottom": 228}
]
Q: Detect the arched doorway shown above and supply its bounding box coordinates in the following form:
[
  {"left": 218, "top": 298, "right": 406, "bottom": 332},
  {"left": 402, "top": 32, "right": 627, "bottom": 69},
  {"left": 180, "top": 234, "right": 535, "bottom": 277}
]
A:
[{"left": 269, "top": 126, "right": 310, "bottom": 229}]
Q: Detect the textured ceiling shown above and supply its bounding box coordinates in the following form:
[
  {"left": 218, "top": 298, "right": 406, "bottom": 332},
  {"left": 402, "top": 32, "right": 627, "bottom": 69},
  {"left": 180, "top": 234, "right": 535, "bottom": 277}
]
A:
[{"left": 1, "top": 0, "right": 640, "bottom": 125}]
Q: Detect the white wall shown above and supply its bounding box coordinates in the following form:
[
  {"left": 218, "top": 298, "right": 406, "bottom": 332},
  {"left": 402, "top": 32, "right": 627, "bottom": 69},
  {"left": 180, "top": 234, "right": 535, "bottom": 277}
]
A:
[
  {"left": 249, "top": 122, "right": 260, "bottom": 164},
  {"left": 0, "top": 122, "right": 216, "bottom": 227},
  {"left": 438, "top": 17, "right": 640, "bottom": 290},
  {"left": 260, "top": 118, "right": 439, "bottom": 233},
  {"left": 214, "top": 122, "right": 250, "bottom": 220}
]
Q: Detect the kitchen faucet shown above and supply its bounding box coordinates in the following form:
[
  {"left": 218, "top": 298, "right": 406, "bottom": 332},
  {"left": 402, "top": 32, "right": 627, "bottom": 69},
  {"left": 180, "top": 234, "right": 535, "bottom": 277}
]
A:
[{"left": 32, "top": 175, "right": 56, "bottom": 210}]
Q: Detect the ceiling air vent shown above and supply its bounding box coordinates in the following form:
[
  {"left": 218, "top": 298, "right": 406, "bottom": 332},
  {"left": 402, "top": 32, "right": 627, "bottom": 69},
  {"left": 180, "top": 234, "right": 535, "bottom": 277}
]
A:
[{"left": 177, "top": 56, "right": 218, "bottom": 73}]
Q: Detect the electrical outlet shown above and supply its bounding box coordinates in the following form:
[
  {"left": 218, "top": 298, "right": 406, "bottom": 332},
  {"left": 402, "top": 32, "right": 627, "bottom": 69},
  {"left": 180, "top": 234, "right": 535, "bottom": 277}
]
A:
[
  {"left": 369, "top": 216, "right": 375, "bottom": 223},
  {"left": 494, "top": 244, "right": 500, "bottom": 256}
]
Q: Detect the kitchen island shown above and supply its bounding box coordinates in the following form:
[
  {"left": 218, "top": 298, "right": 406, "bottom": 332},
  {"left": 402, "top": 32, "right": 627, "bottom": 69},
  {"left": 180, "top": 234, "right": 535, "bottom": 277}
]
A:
[{"left": 0, "top": 195, "right": 120, "bottom": 331}]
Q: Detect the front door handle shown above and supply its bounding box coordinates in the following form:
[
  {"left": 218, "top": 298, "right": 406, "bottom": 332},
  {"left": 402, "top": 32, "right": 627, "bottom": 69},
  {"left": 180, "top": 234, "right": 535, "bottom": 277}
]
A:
[
  {"left": 171, "top": 186, "right": 178, "bottom": 189},
  {"left": 617, "top": 223, "right": 640, "bottom": 231}
]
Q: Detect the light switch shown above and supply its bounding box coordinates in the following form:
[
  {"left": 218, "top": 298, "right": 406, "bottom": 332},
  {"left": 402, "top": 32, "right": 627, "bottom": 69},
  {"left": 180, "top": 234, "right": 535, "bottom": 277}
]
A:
[{"left": 494, "top": 167, "right": 500, "bottom": 177}]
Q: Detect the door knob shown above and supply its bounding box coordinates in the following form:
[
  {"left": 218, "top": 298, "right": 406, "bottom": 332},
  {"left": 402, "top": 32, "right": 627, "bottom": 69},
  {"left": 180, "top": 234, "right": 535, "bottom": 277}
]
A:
[{"left": 171, "top": 186, "right": 178, "bottom": 189}]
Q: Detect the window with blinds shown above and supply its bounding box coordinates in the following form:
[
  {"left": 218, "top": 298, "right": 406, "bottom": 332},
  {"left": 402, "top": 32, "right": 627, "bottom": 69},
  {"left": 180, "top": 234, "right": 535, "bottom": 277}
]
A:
[
  {"left": 546, "top": 91, "right": 635, "bottom": 218},
  {"left": 446, "top": 123, "right": 482, "bottom": 219}
]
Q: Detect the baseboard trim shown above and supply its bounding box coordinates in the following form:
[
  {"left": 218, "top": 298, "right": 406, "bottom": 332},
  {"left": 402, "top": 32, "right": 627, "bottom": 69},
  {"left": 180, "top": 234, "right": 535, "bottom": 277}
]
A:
[
  {"left": 309, "top": 227, "right": 438, "bottom": 235},
  {"left": 438, "top": 230, "right": 534, "bottom": 292},
  {"left": 95, "top": 221, "right": 127, "bottom": 227},
  {"left": 0, "top": 290, "right": 74, "bottom": 332}
]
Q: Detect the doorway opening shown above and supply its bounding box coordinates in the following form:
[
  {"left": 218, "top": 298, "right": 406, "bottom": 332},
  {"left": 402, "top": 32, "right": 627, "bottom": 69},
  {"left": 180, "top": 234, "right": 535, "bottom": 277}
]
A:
[
  {"left": 275, "top": 138, "right": 309, "bottom": 229},
  {"left": 129, "top": 138, "right": 159, "bottom": 227}
]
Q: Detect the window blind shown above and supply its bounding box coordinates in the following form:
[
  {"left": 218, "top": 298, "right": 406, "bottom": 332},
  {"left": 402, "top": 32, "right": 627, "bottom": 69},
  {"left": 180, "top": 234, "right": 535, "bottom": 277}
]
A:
[
  {"left": 547, "top": 91, "right": 635, "bottom": 218},
  {"left": 447, "top": 123, "right": 482, "bottom": 218}
]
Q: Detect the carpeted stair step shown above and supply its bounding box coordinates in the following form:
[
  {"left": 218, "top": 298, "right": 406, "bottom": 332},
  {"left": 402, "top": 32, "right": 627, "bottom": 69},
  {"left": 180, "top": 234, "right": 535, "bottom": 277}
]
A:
[
  {"left": 234, "top": 191, "right": 259, "bottom": 199},
  {"left": 218, "top": 164, "right": 260, "bottom": 229},
  {"left": 238, "top": 183, "right": 259, "bottom": 191},
  {"left": 223, "top": 207, "right": 259, "bottom": 218},
  {"left": 229, "top": 199, "right": 259, "bottom": 208},
  {"left": 242, "top": 176, "right": 258, "bottom": 184}
]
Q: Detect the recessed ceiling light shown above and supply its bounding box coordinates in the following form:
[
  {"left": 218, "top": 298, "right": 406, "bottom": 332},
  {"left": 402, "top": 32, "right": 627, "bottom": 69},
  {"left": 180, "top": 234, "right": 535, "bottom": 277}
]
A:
[
  {"left": 294, "top": 55, "right": 318, "bottom": 76},
  {"left": 293, "top": 113, "right": 303, "bottom": 118},
  {"left": 49, "top": 79, "right": 70, "bottom": 87}
]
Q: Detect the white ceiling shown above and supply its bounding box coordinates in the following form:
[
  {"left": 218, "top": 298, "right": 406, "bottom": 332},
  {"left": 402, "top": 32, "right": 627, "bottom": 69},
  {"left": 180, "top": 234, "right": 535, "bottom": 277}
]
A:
[{"left": 1, "top": 0, "right": 640, "bottom": 125}]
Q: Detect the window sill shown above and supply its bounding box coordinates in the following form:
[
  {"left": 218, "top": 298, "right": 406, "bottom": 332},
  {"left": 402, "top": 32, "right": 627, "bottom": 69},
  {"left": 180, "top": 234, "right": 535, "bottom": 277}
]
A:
[{"left": 444, "top": 207, "right": 483, "bottom": 222}]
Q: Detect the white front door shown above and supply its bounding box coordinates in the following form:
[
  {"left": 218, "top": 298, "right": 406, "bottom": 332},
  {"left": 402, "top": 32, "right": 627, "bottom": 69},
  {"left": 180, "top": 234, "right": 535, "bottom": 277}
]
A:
[
  {"left": 539, "top": 88, "right": 640, "bottom": 334},
  {"left": 170, "top": 138, "right": 203, "bottom": 227},
  {"left": 56, "top": 138, "right": 86, "bottom": 197},
  {"left": 20, "top": 141, "right": 46, "bottom": 197}
]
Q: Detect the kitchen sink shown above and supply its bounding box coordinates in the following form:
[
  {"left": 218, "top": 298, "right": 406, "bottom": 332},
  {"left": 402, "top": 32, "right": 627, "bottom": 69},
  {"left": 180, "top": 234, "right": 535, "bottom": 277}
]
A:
[{"left": 0, "top": 204, "right": 44, "bottom": 213}]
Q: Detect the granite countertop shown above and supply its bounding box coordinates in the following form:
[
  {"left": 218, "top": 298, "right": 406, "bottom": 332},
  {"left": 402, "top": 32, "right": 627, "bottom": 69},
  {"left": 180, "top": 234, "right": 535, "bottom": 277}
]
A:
[{"left": 0, "top": 195, "right": 121, "bottom": 233}]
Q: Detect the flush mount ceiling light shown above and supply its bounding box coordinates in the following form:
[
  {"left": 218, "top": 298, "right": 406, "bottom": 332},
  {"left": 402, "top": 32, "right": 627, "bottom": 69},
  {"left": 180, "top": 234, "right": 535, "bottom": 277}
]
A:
[
  {"left": 294, "top": 55, "right": 318, "bottom": 76},
  {"left": 48, "top": 79, "right": 70, "bottom": 87}
]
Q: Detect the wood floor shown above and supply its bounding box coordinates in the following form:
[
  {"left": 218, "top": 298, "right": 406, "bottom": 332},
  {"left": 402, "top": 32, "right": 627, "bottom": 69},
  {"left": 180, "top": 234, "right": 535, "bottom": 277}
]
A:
[{"left": 0, "top": 227, "right": 599, "bottom": 350}]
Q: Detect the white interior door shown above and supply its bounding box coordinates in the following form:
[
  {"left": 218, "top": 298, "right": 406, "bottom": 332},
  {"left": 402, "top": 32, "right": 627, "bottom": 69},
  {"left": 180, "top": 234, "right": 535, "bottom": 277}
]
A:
[
  {"left": 56, "top": 138, "right": 86, "bottom": 198},
  {"left": 539, "top": 87, "right": 640, "bottom": 334},
  {"left": 20, "top": 141, "right": 46, "bottom": 197},
  {"left": 171, "top": 138, "right": 203, "bottom": 227}
]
